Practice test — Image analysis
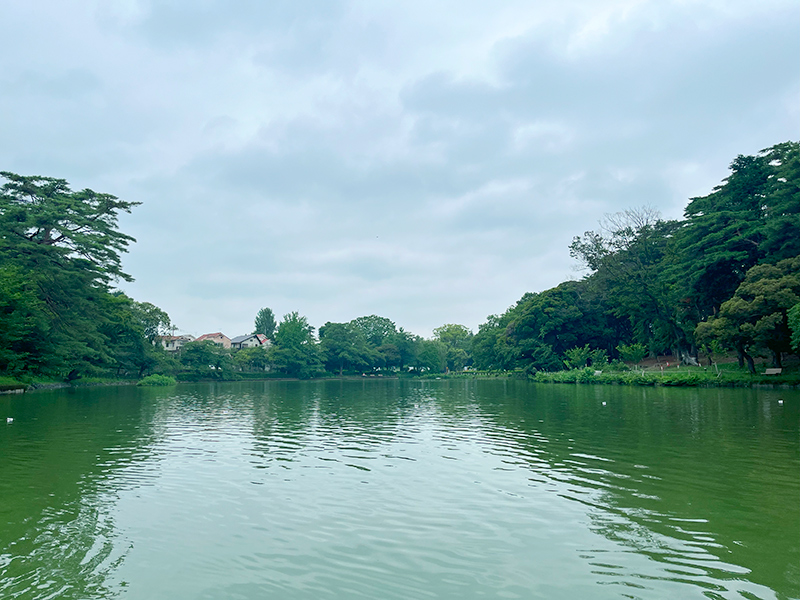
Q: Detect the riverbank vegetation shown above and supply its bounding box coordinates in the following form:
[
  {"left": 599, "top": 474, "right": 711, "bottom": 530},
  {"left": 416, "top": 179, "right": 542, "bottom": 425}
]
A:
[{"left": 2, "top": 141, "right": 799, "bottom": 389}]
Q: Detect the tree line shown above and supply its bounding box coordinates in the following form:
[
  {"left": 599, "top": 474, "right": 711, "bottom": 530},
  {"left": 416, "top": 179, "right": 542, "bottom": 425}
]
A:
[
  {"left": 2, "top": 140, "right": 798, "bottom": 382},
  {"left": 471, "top": 141, "right": 800, "bottom": 374}
]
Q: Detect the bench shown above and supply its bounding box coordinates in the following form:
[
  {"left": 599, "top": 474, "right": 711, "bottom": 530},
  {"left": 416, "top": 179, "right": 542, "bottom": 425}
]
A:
[{"left": 763, "top": 368, "right": 782, "bottom": 375}]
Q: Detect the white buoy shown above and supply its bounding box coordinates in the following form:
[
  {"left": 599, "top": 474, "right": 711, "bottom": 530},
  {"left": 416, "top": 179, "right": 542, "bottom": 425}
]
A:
[
  {"left": 778, "top": 399, "right": 784, "bottom": 405},
  {"left": 602, "top": 401, "right": 607, "bottom": 406},
  {"left": 6, "top": 417, "right": 13, "bottom": 423}
]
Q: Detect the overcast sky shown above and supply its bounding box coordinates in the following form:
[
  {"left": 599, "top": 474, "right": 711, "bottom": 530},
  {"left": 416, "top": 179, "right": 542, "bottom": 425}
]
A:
[{"left": 1, "top": 0, "right": 797, "bottom": 338}]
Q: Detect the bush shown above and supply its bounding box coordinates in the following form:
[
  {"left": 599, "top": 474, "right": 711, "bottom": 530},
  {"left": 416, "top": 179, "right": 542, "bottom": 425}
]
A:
[{"left": 137, "top": 374, "right": 177, "bottom": 387}]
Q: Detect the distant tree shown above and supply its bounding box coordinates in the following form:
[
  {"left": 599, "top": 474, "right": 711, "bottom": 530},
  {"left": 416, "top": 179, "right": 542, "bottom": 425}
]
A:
[
  {"left": 564, "top": 345, "right": 592, "bottom": 369},
  {"left": 383, "top": 328, "right": 419, "bottom": 371},
  {"left": 269, "top": 312, "right": 322, "bottom": 378},
  {"left": 417, "top": 339, "right": 448, "bottom": 373},
  {"left": 432, "top": 323, "right": 473, "bottom": 371},
  {"left": 253, "top": 307, "right": 277, "bottom": 339},
  {"left": 180, "top": 340, "right": 234, "bottom": 379},
  {"left": 350, "top": 315, "right": 397, "bottom": 347},
  {"left": 131, "top": 301, "right": 172, "bottom": 343},
  {"left": 234, "top": 346, "right": 270, "bottom": 372},
  {"left": 319, "top": 321, "right": 374, "bottom": 375},
  {"left": 570, "top": 208, "right": 685, "bottom": 358},
  {"left": 616, "top": 342, "right": 648, "bottom": 365}
]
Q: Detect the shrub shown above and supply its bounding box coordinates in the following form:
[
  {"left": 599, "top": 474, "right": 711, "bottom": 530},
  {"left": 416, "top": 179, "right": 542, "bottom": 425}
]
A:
[{"left": 137, "top": 374, "right": 177, "bottom": 387}]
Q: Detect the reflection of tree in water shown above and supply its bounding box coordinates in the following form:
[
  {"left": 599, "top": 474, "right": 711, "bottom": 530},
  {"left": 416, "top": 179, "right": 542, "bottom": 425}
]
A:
[
  {"left": 0, "top": 386, "right": 162, "bottom": 599},
  {"left": 469, "top": 381, "right": 799, "bottom": 599},
  {"left": 248, "top": 380, "right": 426, "bottom": 467}
]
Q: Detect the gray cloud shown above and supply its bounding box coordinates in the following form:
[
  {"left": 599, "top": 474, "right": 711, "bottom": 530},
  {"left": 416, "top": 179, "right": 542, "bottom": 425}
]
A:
[{"left": 1, "top": 0, "right": 797, "bottom": 337}]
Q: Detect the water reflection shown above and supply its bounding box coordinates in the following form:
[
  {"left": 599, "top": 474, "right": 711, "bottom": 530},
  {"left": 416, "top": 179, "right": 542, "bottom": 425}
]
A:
[
  {"left": 1, "top": 380, "right": 798, "bottom": 599},
  {"left": 0, "top": 386, "right": 162, "bottom": 599}
]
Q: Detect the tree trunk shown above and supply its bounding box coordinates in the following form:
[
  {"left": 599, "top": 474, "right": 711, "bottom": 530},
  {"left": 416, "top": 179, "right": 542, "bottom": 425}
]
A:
[
  {"left": 745, "top": 353, "right": 756, "bottom": 375},
  {"left": 736, "top": 343, "right": 756, "bottom": 374}
]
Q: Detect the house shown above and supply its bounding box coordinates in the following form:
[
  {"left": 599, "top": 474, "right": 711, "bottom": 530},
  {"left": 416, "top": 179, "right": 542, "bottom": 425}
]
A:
[
  {"left": 230, "top": 333, "right": 271, "bottom": 350},
  {"left": 160, "top": 334, "right": 195, "bottom": 352},
  {"left": 194, "top": 332, "right": 232, "bottom": 349}
]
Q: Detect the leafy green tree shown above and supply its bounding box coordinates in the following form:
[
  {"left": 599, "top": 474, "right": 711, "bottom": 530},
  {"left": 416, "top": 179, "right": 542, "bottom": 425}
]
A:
[
  {"left": 0, "top": 265, "right": 49, "bottom": 376},
  {"left": 616, "top": 342, "right": 648, "bottom": 365},
  {"left": 180, "top": 340, "right": 234, "bottom": 379},
  {"left": 695, "top": 257, "right": 800, "bottom": 372},
  {"left": 131, "top": 301, "right": 172, "bottom": 343},
  {"left": 433, "top": 324, "right": 473, "bottom": 371},
  {"left": 234, "top": 346, "right": 270, "bottom": 372},
  {"left": 564, "top": 345, "right": 592, "bottom": 369},
  {"left": 589, "top": 348, "right": 608, "bottom": 368},
  {"left": 383, "top": 328, "right": 419, "bottom": 372},
  {"left": 788, "top": 303, "right": 800, "bottom": 354},
  {"left": 319, "top": 321, "right": 374, "bottom": 375},
  {"left": 269, "top": 312, "right": 322, "bottom": 378},
  {"left": 675, "top": 142, "right": 800, "bottom": 319},
  {"left": 253, "top": 307, "right": 277, "bottom": 339},
  {"left": 570, "top": 208, "right": 685, "bottom": 358},
  {"left": 350, "top": 315, "right": 397, "bottom": 347},
  {"left": 0, "top": 172, "right": 139, "bottom": 378},
  {"left": 417, "top": 339, "right": 448, "bottom": 373}
]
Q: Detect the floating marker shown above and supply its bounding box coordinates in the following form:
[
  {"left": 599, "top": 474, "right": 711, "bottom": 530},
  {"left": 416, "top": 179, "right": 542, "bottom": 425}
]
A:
[{"left": 602, "top": 402, "right": 607, "bottom": 406}]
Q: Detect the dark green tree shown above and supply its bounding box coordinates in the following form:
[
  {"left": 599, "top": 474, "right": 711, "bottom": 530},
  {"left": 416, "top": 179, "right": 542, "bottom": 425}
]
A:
[
  {"left": 432, "top": 323, "right": 473, "bottom": 371},
  {"left": 675, "top": 141, "right": 800, "bottom": 319},
  {"left": 349, "top": 315, "right": 397, "bottom": 347},
  {"left": 319, "top": 321, "right": 374, "bottom": 375},
  {"left": 0, "top": 172, "right": 140, "bottom": 378},
  {"left": 179, "top": 340, "right": 234, "bottom": 379},
  {"left": 695, "top": 257, "right": 800, "bottom": 372},
  {"left": 570, "top": 208, "right": 686, "bottom": 359},
  {"left": 253, "top": 307, "right": 277, "bottom": 339},
  {"left": 269, "top": 312, "right": 323, "bottom": 378}
]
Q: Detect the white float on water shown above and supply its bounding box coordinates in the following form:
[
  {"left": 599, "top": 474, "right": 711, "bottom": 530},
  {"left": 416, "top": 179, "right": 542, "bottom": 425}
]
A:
[{"left": 6, "top": 417, "right": 13, "bottom": 423}]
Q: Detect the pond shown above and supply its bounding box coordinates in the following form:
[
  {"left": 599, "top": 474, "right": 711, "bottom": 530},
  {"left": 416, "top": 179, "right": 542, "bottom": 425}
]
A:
[{"left": 1, "top": 380, "right": 798, "bottom": 599}]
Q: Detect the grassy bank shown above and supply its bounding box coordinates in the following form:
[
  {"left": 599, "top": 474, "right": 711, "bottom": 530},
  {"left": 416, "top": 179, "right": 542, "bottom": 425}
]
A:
[{"left": 425, "top": 362, "right": 800, "bottom": 387}]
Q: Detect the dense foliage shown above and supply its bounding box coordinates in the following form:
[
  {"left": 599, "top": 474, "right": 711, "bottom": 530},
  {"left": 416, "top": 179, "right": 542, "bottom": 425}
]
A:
[
  {"left": 0, "top": 172, "right": 173, "bottom": 380},
  {"left": 3, "top": 141, "right": 797, "bottom": 383}
]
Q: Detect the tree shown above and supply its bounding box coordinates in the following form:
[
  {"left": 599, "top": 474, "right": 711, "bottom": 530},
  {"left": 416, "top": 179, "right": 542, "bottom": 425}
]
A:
[
  {"left": 432, "top": 324, "right": 473, "bottom": 371},
  {"left": 350, "top": 315, "right": 397, "bottom": 347},
  {"left": 417, "top": 339, "right": 448, "bottom": 373},
  {"left": 234, "top": 346, "right": 270, "bottom": 372},
  {"left": 616, "top": 342, "right": 648, "bottom": 365},
  {"left": 0, "top": 172, "right": 139, "bottom": 283},
  {"left": 695, "top": 257, "right": 800, "bottom": 372},
  {"left": 131, "top": 301, "right": 172, "bottom": 343},
  {"left": 0, "top": 172, "right": 140, "bottom": 377},
  {"left": 570, "top": 208, "right": 686, "bottom": 359},
  {"left": 269, "top": 312, "right": 323, "bottom": 378},
  {"left": 675, "top": 142, "right": 800, "bottom": 319},
  {"left": 319, "top": 321, "right": 374, "bottom": 375},
  {"left": 0, "top": 265, "right": 49, "bottom": 376},
  {"left": 788, "top": 303, "right": 800, "bottom": 354},
  {"left": 180, "top": 340, "right": 234, "bottom": 379},
  {"left": 253, "top": 307, "right": 277, "bottom": 339}
]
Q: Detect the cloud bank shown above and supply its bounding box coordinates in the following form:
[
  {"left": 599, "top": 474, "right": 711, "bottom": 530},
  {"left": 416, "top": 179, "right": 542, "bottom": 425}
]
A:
[{"left": 1, "top": 0, "right": 797, "bottom": 337}]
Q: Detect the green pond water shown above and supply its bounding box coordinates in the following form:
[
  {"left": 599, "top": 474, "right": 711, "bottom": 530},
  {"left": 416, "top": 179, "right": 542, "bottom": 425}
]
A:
[{"left": 1, "top": 380, "right": 798, "bottom": 600}]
